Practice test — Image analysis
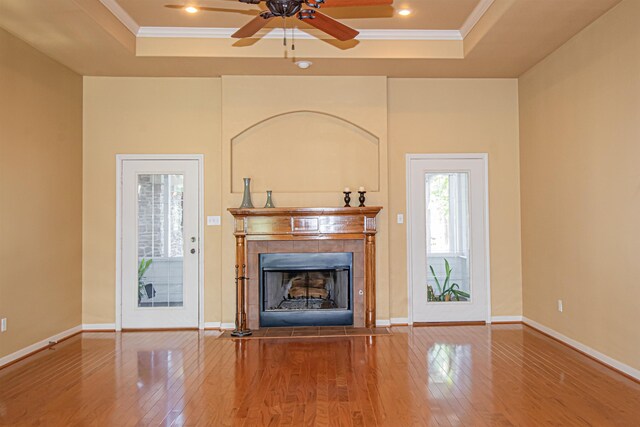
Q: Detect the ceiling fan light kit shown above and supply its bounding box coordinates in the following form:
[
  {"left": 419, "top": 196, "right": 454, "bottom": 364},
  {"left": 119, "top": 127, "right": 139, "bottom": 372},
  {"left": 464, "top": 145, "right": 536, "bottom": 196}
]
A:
[{"left": 170, "top": 0, "right": 393, "bottom": 42}]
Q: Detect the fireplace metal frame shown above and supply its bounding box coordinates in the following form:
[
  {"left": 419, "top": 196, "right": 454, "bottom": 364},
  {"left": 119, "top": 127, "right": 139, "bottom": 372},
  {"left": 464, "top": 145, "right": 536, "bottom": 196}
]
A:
[{"left": 259, "top": 252, "right": 354, "bottom": 327}]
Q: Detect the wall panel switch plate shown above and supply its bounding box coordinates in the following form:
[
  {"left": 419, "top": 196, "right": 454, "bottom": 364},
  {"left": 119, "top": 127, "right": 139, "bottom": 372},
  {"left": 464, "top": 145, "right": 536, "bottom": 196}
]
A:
[
  {"left": 397, "top": 214, "right": 404, "bottom": 224},
  {"left": 1, "top": 318, "right": 6, "bottom": 332},
  {"left": 207, "top": 216, "right": 221, "bottom": 226},
  {"left": 557, "top": 300, "right": 563, "bottom": 312}
]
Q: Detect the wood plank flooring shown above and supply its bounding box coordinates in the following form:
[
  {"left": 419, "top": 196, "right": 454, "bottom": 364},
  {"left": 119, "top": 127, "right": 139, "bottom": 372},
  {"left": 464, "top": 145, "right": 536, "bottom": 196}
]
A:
[{"left": 1, "top": 324, "right": 639, "bottom": 426}]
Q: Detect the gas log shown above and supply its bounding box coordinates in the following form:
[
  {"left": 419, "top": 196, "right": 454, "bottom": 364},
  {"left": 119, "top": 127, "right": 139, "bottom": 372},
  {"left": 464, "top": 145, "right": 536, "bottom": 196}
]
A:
[{"left": 288, "top": 272, "right": 329, "bottom": 299}]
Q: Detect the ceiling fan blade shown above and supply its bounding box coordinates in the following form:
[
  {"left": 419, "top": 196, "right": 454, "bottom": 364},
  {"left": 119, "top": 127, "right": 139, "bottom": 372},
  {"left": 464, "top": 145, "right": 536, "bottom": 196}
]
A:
[
  {"left": 232, "top": 13, "right": 274, "bottom": 38},
  {"left": 298, "top": 10, "right": 359, "bottom": 41},
  {"left": 307, "top": 0, "right": 393, "bottom": 7}
]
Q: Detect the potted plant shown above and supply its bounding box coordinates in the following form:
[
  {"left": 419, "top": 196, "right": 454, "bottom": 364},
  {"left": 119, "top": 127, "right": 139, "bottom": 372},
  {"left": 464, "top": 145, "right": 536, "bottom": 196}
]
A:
[
  {"left": 138, "top": 258, "right": 153, "bottom": 303},
  {"left": 427, "top": 259, "right": 470, "bottom": 302}
]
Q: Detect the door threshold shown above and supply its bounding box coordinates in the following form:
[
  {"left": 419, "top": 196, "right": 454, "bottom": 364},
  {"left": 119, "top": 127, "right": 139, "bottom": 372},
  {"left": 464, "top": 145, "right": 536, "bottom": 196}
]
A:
[
  {"left": 121, "top": 327, "right": 199, "bottom": 332},
  {"left": 412, "top": 321, "right": 486, "bottom": 327}
]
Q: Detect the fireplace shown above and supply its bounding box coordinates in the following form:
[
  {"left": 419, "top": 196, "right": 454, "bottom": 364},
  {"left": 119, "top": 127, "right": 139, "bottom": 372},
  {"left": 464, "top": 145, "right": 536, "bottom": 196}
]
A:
[
  {"left": 228, "top": 207, "right": 382, "bottom": 332},
  {"left": 260, "top": 253, "right": 353, "bottom": 327}
]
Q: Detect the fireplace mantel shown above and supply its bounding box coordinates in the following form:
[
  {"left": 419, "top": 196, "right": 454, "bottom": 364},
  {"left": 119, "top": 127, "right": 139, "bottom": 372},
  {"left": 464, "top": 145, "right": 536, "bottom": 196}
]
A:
[{"left": 228, "top": 206, "right": 383, "bottom": 331}]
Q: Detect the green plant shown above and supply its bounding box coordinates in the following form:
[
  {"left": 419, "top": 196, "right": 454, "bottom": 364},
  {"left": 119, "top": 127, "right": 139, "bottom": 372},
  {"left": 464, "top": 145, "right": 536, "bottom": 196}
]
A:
[
  {"left": 427, "top": 259, "right": 470, "bottom": 302},
  {"left": 138, "top": 258, "right": 153, "bottom": 302}
]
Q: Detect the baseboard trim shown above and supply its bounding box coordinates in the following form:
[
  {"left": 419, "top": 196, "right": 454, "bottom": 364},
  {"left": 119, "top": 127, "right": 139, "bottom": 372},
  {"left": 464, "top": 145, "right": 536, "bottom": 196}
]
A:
[
  {"left": 490, "top": 315, "right": 523, "bottom": 324},
  {"left": 221, "top": 323, "right": 236, "bottom": 330},
  {"left": 82, "top": 323, "right": 116, "bottom": 331},
  {"left": 390, "top": 317, "right": 410, "bottom": 326},
  {"left": 0, "top": 325, "right": 82, "bottom": 369},
  {"left": 522, "top": 317, "right": 640, "bottom": 382},
  {"left": 375, "top": 319, "right": 391, "bottom": 327},
  {"left": 204, "top": 322, "right": 221, "bottom": 330}
]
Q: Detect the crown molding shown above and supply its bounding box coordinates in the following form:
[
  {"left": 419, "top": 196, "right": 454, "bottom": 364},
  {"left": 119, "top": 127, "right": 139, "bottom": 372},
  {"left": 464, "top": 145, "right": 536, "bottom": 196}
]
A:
[
  {"left": 460, "top": 0, "right": 495, "bottom": 38},
  {"left": 100, "top": 1, "right": 492, "bottom": 42},
  {"left": 137, "top": 27, "right": 463, "bottom": 41},
  {"left": 99, "top": 0, "right": 140, "bottom": 35}
]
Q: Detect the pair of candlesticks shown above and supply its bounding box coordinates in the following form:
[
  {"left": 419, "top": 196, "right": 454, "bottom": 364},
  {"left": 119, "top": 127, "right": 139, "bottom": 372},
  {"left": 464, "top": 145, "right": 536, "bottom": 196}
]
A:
[{"left": 343, "top": 187, "right": 366, "bottom": 208}]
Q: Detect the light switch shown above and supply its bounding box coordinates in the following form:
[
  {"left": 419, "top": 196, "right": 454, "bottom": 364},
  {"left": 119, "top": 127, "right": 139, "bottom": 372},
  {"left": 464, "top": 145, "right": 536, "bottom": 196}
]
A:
[
  {"left": 207, "top": 216, "right": 221, "bottom": 226},
  {"left": 397, "top": 214, "right": 404, "bottom": 224}
]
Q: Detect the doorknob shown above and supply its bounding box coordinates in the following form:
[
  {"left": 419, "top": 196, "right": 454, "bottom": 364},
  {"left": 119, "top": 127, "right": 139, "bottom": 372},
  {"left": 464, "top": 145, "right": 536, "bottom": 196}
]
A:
[{"left": 190, "top": 248, "right": 196, "bottom": 254}]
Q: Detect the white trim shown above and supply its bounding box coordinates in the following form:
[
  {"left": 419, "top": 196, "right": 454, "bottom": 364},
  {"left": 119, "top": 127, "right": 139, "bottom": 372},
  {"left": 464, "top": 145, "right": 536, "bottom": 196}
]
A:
[
  {"left": 198, "top": 157, "right": 205, "bottom": 331},
  {"left": 82, "top": 323, "right": 116, "bottom": 331},
  {"left": 483, "top": 154, "right": 492, "bottom": 323},
  {"left": 137, "top": 27, "right": 463, "bottom": 41},
  {"left": 390, "top": 317, "right": 410, "bottom": 325},
  {"left": 221, "top": 323, "right": 236, "bottom": 330},
  {"left": 376, "top": 320, "right": 391, "bottom": 327},
  {"left": 204, "top": 322, "right": 222, "bottom": 329},
  {"left": 115, "top": 154, "right": 205, "bottom": 331},
  {"left": 98, "top": 0, "right": 140, "bottom": 35},
  {"left": 405, "top": 153, "right": 491, "bottom": 324},
  {"left": 523, "top": 317, "right": 640, "bottom": 381},
  {"left": 115, "top": 157, "right": 122, "bottom": 331},
  {"left": 0, "top": 325, "right": 82, "bottom": 368},
  {"left": 490, "top": 316, "right": 522, "bottom": 323},
  {"left": 460, "top": 0, "right": 495, "bottom": 38}
]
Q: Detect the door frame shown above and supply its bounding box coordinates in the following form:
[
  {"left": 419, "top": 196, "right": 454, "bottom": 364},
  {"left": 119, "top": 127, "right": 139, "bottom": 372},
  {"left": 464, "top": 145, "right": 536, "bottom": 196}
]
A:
[
  {"left": 115, "top": 154, "right": 205, "bottom": 331},
  {"left": 405, "top": 153, "right": 492, "bottom": 324}
]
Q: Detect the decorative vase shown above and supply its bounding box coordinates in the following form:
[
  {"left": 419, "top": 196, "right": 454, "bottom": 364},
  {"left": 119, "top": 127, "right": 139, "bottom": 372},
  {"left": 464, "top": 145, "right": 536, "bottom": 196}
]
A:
[
  {"left": 264, "top": 190, "right": 275, "bottom": 208},
  {"left": 239, "top": 177, "right": 254, "bottom": 208}
]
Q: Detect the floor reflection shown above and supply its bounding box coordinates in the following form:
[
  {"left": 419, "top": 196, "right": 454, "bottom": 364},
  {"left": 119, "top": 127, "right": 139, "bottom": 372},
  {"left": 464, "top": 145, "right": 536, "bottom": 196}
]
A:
[
  {"left": 136, "top": 350, "right": 183, "bottom": 390},
  {"left": 427, "top": 343, "right": 471, "bottom": 386}
]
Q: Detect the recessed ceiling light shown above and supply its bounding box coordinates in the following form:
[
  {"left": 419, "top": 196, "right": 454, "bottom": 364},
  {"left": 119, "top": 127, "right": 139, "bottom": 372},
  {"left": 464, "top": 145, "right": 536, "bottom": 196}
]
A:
[
  {"left": 295, "top": 60, "right": 313, "bottom": 70},
  {"left": 184, "top": 6, "right": 199, "bottom": 14},
  {"left": 398, "top": 9, "right": 412, "bottom": 16}
]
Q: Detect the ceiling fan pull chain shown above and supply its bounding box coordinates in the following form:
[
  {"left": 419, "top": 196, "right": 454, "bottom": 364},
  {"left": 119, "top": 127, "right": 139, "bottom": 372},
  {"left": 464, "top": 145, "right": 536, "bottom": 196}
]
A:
[{"left": 283, "top": 17, "right": 287, "bottom": 47}]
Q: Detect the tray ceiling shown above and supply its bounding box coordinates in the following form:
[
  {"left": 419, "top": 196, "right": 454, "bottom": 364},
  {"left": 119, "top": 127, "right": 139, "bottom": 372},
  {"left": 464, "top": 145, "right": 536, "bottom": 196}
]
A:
[{"left": 0, "top": 0, "right": 623, "bottom": 77}]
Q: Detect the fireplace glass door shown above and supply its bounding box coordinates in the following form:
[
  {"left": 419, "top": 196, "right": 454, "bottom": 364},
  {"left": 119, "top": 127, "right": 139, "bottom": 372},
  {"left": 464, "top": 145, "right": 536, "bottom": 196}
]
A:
[{"left": 260, "top": 253, "right": 353, "bottom": 327}]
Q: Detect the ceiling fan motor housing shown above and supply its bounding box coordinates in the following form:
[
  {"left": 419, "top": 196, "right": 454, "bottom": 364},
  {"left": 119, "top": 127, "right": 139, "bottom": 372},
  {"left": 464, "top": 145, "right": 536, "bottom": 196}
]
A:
[{"left": 265, "top": 0, "right": 304, "bottom": 18}]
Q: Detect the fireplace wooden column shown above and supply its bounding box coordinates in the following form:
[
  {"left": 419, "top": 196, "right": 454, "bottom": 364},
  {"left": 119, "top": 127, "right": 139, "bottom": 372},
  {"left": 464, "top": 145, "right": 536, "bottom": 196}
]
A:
[{"left": 228, "top": 207, "right": 383, "bottom": 329}]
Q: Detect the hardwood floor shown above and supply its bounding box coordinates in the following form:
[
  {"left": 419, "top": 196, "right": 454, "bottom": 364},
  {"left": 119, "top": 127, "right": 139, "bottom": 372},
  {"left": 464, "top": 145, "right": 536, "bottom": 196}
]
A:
[{"left": 1, "top": 325, "right": 639, "bottom": 426}]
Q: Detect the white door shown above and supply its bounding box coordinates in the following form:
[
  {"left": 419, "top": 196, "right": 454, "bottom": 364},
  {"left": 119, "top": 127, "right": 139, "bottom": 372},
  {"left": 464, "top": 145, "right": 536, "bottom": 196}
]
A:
[
  {"left": 121, "top": 160, "right": 200, "bottom": 329},
  {"left": 408, "top": 155, "right": 489, "bottom": 323}
]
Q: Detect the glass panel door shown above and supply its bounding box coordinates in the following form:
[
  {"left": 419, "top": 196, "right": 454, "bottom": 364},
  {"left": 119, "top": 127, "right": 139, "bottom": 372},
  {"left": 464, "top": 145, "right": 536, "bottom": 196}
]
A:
[
  {"left": 409, "top": 156, "right": 488, "bottom": 323},
  {"left": 121, "top": 159, "right": 200, "bottom": 329}
]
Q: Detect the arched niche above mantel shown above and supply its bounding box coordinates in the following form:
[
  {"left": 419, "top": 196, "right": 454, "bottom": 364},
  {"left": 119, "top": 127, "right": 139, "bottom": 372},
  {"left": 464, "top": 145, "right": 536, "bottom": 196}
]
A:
[{"left": 231, "top": 110, "right": 380, "bottom": 193}]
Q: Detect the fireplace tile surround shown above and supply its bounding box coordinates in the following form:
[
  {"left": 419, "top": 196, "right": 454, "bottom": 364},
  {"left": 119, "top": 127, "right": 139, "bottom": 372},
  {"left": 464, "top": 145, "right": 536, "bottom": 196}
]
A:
[{"left": 228, "top": 207, "right": 382, "bottom": 331}]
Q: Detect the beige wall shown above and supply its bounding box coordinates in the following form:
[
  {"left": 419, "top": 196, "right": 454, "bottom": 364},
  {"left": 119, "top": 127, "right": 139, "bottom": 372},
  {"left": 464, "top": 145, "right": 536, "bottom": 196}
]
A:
[
  {"left": 83, "top": 76, "right": 522, "bottom": 326},
  {"left": 82, "top": 77, "right": 222, "bottom": 324},
  {"left": 0, "top": 28, "right": 83, "bottom": 358},
  {"left": 388, "top": 79, "right": 523, "bottom": 319},
  {"left": 519, "top": 0, "right": 640, "bottom": 370}
]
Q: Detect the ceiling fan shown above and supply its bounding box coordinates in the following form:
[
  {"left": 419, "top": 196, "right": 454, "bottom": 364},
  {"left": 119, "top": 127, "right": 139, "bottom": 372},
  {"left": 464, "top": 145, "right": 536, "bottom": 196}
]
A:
[{"left": 166, "top": 0, "right": 394, "bottom": 42}]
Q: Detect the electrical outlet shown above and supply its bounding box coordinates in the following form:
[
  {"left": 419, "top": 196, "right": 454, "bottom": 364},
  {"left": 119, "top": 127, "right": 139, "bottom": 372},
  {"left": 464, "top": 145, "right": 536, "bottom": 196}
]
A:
[
  {"left": 207, "top": 216, "right": 221, "bottom": 226},
  {"left": 397, "top": 214, "right": 404, "bottom": 224},
  {"left": 1, "top": 318, "right": 6, "bottom": 332},
  {"left": 557, "top": 299, "right": 563, "bottom": 313}
]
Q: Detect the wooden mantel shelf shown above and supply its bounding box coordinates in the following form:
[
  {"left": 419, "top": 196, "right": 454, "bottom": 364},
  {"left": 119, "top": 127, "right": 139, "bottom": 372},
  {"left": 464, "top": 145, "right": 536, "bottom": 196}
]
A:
[
  {"left": 228, "top": 207, "right": 383, "bottom": 216},
  {"left": 228, "top": 206, "right": 383, "bottom": 241},
  {"left": 228, "top": 206, "right": 383, "bottom": 331}
]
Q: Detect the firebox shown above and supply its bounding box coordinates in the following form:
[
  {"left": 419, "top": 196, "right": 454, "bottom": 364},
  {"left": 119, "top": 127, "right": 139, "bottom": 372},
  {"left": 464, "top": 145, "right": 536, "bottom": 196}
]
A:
[{"left": 259, "top": 252, "right": 353, "bottom": 327}]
